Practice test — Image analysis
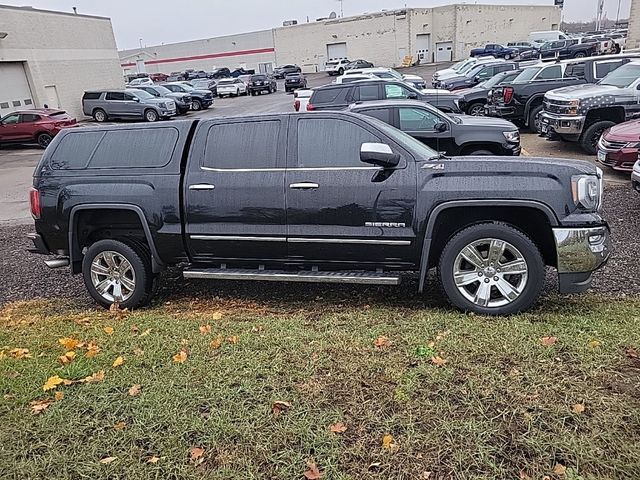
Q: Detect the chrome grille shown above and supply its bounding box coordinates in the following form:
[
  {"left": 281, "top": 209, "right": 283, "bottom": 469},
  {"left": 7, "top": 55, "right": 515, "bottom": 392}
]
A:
[{"left": 599, "top": 137, "right": 627, "bottom": 150}]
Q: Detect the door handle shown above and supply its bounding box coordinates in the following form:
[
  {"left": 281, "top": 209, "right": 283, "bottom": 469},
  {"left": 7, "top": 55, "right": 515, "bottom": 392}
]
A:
[
  {"left": 189, "top": 184, "right": 215, "bottom": 190},
  {"left": 289, "top": 182, "right": 319, "bottom": 189}
]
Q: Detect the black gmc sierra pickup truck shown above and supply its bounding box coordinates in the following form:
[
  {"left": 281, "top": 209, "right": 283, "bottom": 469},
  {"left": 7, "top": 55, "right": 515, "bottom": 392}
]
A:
[{"left": 28, "top": 113, "right": 610, "bottom": 315}]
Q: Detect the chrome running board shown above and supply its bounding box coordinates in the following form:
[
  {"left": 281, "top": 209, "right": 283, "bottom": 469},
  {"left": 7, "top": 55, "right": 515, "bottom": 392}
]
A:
[{"left": 183, "top": 268, "right": 401, "bottom": 285}]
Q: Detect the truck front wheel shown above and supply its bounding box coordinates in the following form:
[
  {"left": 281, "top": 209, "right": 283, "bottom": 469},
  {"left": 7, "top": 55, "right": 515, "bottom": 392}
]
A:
[
  {"left": 438, "top": 222, "right": 545, "bottom": 315},
  {"left": 580, "top": 120, "right": 615, "bottom": 155},
  {"left": 82, "top": 239, "right": 154, "bottom": 309}
]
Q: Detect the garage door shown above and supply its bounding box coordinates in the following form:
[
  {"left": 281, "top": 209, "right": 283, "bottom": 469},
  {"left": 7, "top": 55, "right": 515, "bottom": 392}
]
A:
[
  {"left": 435, "top": 42, "right": 453, "bottom": 62},
  {"left": 0, "top": 62, "right": 34, "bottom": 116},
  {"left": 327, "top": 43, "right": 348, "bottom": 61}
]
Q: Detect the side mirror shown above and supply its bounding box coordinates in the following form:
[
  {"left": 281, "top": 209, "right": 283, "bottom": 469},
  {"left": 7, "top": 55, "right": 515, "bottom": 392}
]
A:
[
  {"left": 475, "top": 76, "right": 481, "bottom": 82},
  {"left": 407, "top": 92, "right": 418, "bottom": 100},
  {"left": 360, "top": 143, "right": 400, "bottom": 168},
  {"left": 434, "top": 122, "right": 448, "bottom": 133},
  {"left": 132, "top": 97, "right": 140, "bottom": 102}
]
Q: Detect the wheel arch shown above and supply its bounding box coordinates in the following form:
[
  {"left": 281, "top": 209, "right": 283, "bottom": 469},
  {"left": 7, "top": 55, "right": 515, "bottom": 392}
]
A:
[
  {"left": 417, "top": 200, "right": 559, "bottom": 292},
  {"left": 68, "top": 204, "right": 163, "bottom": 275},
  {"left": 584, "top": 107, "right": 625, "bottom": 126},
  {"left": 524, "top": 95, "right": 545, "bottom": 125}
]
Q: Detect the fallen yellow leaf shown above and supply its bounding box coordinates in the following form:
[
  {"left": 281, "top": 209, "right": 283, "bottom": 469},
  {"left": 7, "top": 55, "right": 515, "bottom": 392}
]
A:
[
  {"left": 30, "top": 399, "right": 51, "bottom": 415},
  {"left": 540, "top": 336, "right": 557, "bottom": 346},
  {"left": 81, "top": 370, "right": 105, "bottom": 384},
  {"left": 272, "top": 400, "right": 292, "bottom": 417},
  {"left": 58, "top": 351, "right": 77, "bottom": 365},
  {"left": 114, "top": 421, "right": 126, "bottom": 431},
  {"left": 9, "top": 348, "right": 32, "bottom": 359},
  {"left": 104, "top": 327, "right": 114, "bottom": 335},
  {"left": 374, "top": 336, "right": 391, "bottom": 349},
  {"left": 329, "top": 422, "right": 347, "bottom": 433},
  {"left": 112, "top": 356, "right": 124, "bottom": 368},
  {"left": 99, "top": 456, "right": 117, "bottom": 464},
  {"left": 211, "top": 312, "right": 223, "bottom": 320},
  {"left": 43, "top": 375, "right": 65, "bottom": 391},
  {"left": 85, "top": 343, "right": 101, "bottom": 358},
  {"left": 552, "top": 463, "right": 567, "bottom": 476},
  {"left": 382, "top": 433, "right": 395, "bottom": 450},
  {"left": 54, "top": 391, "right": 65, "bottom": 401},
  {"left": 227, "top": 335, "right": 239, "bottom": 345},
  {"left": 199, "top": 325, "right": 212, "bottom": 335},
  {"left": 304, "top": 458, "right": 323, "bottom": 479},
  {"left": 588, "top": 340, "right": 602, "bottom": 348},
  {"left": 431, "top": 356, "right": 447, "bottom": 367},
  {"left": 572, "top": 403, "right": 585, "bottom": 414},
  {"left": 210, "top": 336, "right": 223, "bottom": 349},
  {"left": 59, "top": 337, "right": 80, "bottom": 350},
  {"left": 173, "top": 350, "right": 188, "bottom": 363},
  {"left": 189, "top": 447, "right": 205, "bottom": 465},
  {"left": 147, "top": 456, "right": 160, "bottom": 464},
  {"left": 128, "top": 384, "right": 141, "bottom": 397}
]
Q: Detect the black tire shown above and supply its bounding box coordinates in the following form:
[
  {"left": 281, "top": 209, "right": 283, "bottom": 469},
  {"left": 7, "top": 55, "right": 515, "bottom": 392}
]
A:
[
  {"left": 580, "top": 120, "right": 615, "bottom": 155},
  {"left": 504, "top": 54, "right": 511, "bottom": 60},
  {"left": 467, "top": 103, "right": 486, "bottom": 116},
  {"left": 467, "top": 149, "right": 493, "bottom": 156},
  {"left": 37, "top": 133, "right": 53, "bottom": 149},
  {"left": 192, "top": 99, "right": 202, "bottom": 111},
  {"left": 438, "top": 222, "right": 545, "bottom": 315},
  {"left": 82, "top": 239, "right": 154, "bottom": 309},
  {"left": 338, "top": 68, "right": 344, "bottom": 75},
  {"left": 528, "top": 105, "right": 543, "bottom": 133},
  {"left": 573, "top": 52, "right": 586, "bottom": 58},
  {"left": 144, "top": 109, "right": 159, "bottom": 122},
  {"left": 93, "top": 108, "right": 107, "bottom": 123}
]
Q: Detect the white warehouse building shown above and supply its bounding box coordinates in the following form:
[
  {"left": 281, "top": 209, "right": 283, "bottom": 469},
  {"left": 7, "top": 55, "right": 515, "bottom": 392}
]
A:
[
  {"left": 0, "top": 4, "right": 123, "bottom": 119},
  {"left": 119, "top": 3, "right": 561, "bottom": 75}
]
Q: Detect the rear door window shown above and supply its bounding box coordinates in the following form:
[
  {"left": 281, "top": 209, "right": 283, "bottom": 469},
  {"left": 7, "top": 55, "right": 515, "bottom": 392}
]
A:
[
  {"left": 399, "top": 107, "right": 441, "bottom": 131},
  {"left": 203, "top": 120, "right": 280, "bottom": 170},
  {"left": 296, "top": 117, "right": 380, "bottom": 168},
  {"left": 384, "top": 84, "right": 412, "bottom": 99},
  {"left": 355, "top": 85, "right": 380, "bottom": 101},
  {"left": 20, "top": 114, "right": 40, "bottom": 122},
  {"left": 358, "top": 108, "right": 392, "bottom": 124},
  {"left": 105, "top": 92, "right": 125, "bottom": 101}
]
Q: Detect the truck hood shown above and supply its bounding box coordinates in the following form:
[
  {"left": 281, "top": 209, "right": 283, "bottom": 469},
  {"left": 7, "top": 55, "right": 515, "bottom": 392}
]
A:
[
  {"left": 546, "top": 83, "right": 630, "bottom": 101},
  {"left": 450, "top": 114, "right": 517, "bottom": 130}
]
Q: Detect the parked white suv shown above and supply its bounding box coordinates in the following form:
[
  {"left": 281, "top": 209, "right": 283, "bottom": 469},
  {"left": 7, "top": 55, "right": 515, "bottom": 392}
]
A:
[{"left": 325, "top": 59, "right": 351, "bottom": 76}]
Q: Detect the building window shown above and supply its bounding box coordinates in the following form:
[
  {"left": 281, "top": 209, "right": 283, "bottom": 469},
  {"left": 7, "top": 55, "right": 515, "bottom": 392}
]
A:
[
  {"left": 12, "top": 101, "right": 21, "bottom": 107},
  {"left": 0, "top": 102, "right": 9, "bottom": 109},
  {"left": 24, "top": 99, "right": 33, "bottom": 106}
]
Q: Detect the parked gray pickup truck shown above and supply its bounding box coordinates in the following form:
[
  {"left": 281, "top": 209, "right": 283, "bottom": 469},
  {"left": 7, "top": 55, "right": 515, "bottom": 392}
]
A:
[{"left": 28, "top": 113, "right": 610, "bottom": 315}]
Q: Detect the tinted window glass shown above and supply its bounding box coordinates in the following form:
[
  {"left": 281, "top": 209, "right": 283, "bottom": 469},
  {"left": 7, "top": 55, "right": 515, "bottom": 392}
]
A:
[
  {"left": 297, "top": 118, "right": 380, "bottom": 168},
  {"left": 2, "top": 114, "right": 20, "bottom": 124},
  {"left": 89, "top": 128, "right": 179, "bottom": 168},
  {"left": 595, "top": 61, "right": 623, "bottom": 79},
  {"left": 537, "top": 66, "right": 562, "bottom": 80},
  {"left": 312, "top": 88, "right": 342, "bottom": 104},
  {"left": 83, "top": 92, "right": 102, "bottom": 100},
  {"left": 49, "top": 131, "right": 105, "bottom": 169},
  {"left": 564, "top": 63, "right": 586, "bottom": 78},
  {"left": 357, "top": 85, "right": 379, "bottom": 101},
  {"left": 105, "top": 92, "right": 125, "bottom": 101},
  {"left": 21, "top": 114, "right": 40, "bottom": 122},
  {"left": 204, "top": 121, "right": 280, "bottom": 169},
  {"left": 399, "top": 108, "right": 441, "bottom": 131},
  {"left": 358, "top": 108, "right": 392, "bottom": 124}
]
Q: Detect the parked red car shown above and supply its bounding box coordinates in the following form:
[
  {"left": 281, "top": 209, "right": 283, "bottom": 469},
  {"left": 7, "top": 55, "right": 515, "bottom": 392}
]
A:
[
  {"left": 0, "top": 109, "right": 77, "bottom": 148},
  {"left": 597, "top": 119, "right": 640, "bottom": 172},
  {"left": 149, "top": 73, "right": 168, "bottom": 82}
]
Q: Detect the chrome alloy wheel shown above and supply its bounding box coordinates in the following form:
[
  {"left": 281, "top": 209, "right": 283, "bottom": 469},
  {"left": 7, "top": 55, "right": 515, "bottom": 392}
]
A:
[
  {"left": 453, "top": 238, "right": 528, "bottom": 308},
  {"left": 90, "top": 251, "right": 136, "bottom": 302}
]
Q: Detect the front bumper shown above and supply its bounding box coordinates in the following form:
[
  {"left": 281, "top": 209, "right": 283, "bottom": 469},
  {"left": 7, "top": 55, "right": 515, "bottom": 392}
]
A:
[
  {"left": 539, "top": 112, "right": 585, "bottom": 136},
  {"left": 597, "top": 140, "right": 638, "bottom": 172},
  {"left": 553, "top": 225, "right": 611, "bottom": 294},
  {"left": 160, "top": 108, "right": 177, "bottom": 117}
]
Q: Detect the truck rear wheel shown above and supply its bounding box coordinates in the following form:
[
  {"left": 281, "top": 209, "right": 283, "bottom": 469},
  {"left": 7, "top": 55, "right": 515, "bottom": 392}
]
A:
[
  {"left": 438, "top": 222, "right": 545, "bottom": 316},
  {"left": 82, "top": 239, "right": 154, "bottom": 309},
  {"left": 580, "top": 120, "right": 615, "bottom": 155},
  {"left": 528, "top": 105, "right": 543, "bottom": 133}
]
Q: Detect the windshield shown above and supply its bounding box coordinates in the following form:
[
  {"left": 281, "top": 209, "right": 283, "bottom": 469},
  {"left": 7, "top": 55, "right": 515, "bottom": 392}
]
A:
[
  {"left": 366, "top": 116, "right": 438, "bottom": 160},
  {"left": 458, "top": 62, "right": 477, "bottom": 74},
  {"left": 179, "top": 84, "right": 194, "bottom": 91},
  {"left": 192, "top": 81, "right": 208, "bottom": 88},
  {"left": 453, "top": 59, "right": 472, "bottom": 72},
  {"left": 132, "top": 90, "right": 154, "bottom": 100},
  {"left": 484, "top": 72, "right": 516, "bottom": 88},
  {"left": 599, "top": 64, "right": 640, "bottom": 88},
  {"left": 153, "top": 86, "right": 172, "bottom": 95},
  {"left": 512, "top": 67, "right": 541, "bottom": 83}
]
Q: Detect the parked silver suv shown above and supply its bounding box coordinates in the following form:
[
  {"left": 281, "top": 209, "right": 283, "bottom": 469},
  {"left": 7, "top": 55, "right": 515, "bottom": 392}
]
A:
[{"left": 82, "top": 89, "right": 177, "bottom": 123}]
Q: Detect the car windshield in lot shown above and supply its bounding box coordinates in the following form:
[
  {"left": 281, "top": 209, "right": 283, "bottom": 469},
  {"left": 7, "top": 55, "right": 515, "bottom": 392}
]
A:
[
  {"left": 482, "top": 72, "right": 516, "bottom": 88},
  {"left": 599, "top": 63, "right": 640, "bottom": 88},
  {"left": 130, "top": 90, "right": 154, "bottom": 100},
  {"left": 191, "top": 80, "right": 210, "bottom": 89},
  {"left": 512, "top": 67, "right": 542, "bottom": 83},
  {"left": 366, "top": 116, "right": 438, "bottom": 160},
  {"left": 152, "top": 86, "right": 173, "bottom": 96}
]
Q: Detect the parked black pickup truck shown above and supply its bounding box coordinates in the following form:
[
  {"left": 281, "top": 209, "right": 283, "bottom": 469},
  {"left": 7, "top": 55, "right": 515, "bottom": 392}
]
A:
[
  {"left": 486, "top": 54, "right": 639, "bottom": 130},
  {"left": 28, "top": 114, "right": 610, "bottom": 315},
  {"left": 538, "top": 39, "right": 598, "bottom": 60},
  {"left": 540, "top": 61, "right": 640, "bottom": 154}
]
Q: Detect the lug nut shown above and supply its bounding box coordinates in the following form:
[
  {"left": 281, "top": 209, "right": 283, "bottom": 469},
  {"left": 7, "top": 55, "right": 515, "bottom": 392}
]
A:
[
  {"left": 484, "top": 278, "right": 490, "bottom": 283},
  {"left": 494, "top": 276, "right": 499, "bottom": 281},
  {"left": 478, "top": 272, "right": 483, "bottom": 276}
]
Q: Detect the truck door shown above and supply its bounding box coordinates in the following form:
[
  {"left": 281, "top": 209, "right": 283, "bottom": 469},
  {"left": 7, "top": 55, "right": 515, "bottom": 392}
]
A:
[
  {"left": 184, "top": 116, "right": 288, "bottom": 262},
  {"left": 285, "top": 114, "right": 418, "bottom": 266}
]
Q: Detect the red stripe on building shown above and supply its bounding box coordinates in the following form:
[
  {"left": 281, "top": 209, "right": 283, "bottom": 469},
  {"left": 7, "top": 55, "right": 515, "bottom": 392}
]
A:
[{"left": 121, "top": 47, "right": 275, "bottom": 67}]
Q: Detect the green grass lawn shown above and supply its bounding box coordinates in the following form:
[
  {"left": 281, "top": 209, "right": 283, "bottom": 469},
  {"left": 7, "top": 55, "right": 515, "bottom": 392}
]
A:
[{"left": 1, "top": 295, "right": 639, "bottom": 479}]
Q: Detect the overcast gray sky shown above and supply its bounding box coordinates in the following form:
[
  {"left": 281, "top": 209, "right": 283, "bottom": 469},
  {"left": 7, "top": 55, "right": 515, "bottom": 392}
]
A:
[{"left": 1, "top": 0, "right": 632, "bottom": 49}]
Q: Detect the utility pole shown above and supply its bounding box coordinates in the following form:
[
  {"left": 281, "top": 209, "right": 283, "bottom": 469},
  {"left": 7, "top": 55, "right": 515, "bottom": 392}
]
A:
[
  {"left": 616, "top": 0, "right": 622, "bottom": 25},
  {"left": 336, "top": 0, "right": 344, "bottom": 18}
]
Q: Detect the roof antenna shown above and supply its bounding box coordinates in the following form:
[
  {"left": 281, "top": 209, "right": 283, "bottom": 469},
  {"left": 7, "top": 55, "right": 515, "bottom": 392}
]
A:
[{"left": 72, "top": 6, "right": 77, "bottom": 14}]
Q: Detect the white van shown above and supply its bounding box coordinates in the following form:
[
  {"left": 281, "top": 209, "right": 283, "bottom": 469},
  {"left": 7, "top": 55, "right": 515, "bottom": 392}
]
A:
[{"left": 529, "top": 31, "right": 570, "bottom": 47}]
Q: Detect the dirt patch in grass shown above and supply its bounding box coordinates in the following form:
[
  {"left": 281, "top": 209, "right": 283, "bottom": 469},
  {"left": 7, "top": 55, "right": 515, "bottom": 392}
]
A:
[{"left": 1, "top": 296, "right": 640, "bottom": 479}]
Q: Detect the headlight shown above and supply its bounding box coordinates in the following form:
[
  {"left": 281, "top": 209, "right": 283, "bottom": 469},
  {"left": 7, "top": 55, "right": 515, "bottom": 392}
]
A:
[
  {"left": 158, "top": 102, "right": 166, "bottom": 108},
  {"left": 503, "top": 131, "right": 520, "bottom": 143},
  {"left": 571, "top": 172, "right": 602, "bottom": 211}
]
